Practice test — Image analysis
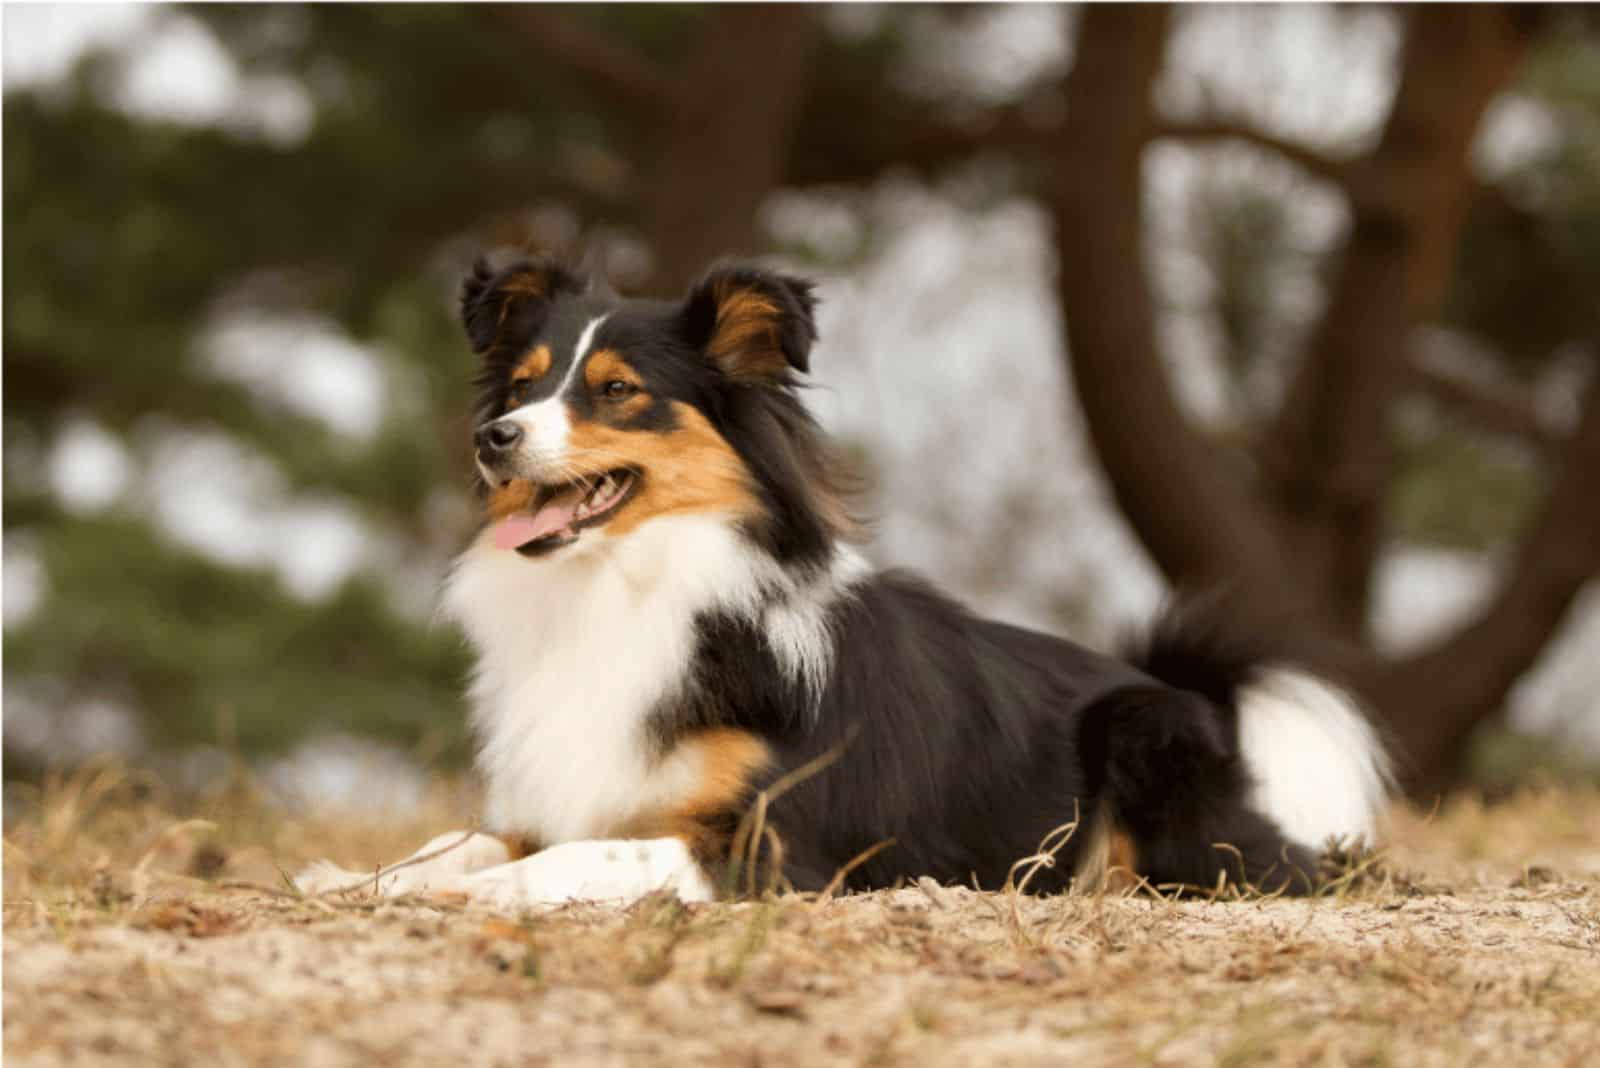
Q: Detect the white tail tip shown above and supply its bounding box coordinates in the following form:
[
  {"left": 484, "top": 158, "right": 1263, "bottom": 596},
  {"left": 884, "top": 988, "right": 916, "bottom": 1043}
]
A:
[{"left": 1237, "top": 668, "right": 1393, "bottom": 852}]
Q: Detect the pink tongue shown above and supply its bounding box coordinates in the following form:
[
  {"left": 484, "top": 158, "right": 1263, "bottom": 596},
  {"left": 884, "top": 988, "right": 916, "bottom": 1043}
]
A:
[{"left": 493, "top": 489, "right": 583, "bottom": 550}]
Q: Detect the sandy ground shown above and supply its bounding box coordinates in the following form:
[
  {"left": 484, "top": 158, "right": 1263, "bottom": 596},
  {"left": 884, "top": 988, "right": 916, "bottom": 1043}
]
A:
[{"left": 4, "top": 771, "right": 1599, "bottom": 1067}]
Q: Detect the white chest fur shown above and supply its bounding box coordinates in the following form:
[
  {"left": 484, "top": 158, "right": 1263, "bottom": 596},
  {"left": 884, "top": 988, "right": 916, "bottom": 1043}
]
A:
[{"left": 442, "top": 515, "right": 854, "bottom": 845}]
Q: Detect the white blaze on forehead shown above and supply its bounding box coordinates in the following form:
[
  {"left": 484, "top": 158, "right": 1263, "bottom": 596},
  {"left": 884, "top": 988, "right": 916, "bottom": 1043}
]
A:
[
  {"left": 499, "top": 314, "right": 610, "bottom": 461},
  {"left": 571, "top": 315, "right": 607, "bottom": 368}
]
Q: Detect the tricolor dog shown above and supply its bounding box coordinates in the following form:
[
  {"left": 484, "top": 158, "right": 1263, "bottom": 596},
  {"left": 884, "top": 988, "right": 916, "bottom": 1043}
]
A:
[{"left": 297, "top": 259, "right": 1390, "bottom": 907}]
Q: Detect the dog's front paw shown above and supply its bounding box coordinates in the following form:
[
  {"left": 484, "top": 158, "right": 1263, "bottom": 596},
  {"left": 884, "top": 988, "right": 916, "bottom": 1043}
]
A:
[
  {"left": 450, "top": 838, "right": 716, "bottom": 911},
  {"left": 293, "top": 860, "right": 371, "bottom": 897},
  {"left": 292, "top": 860, "right": 456, "bottom": 899},
  {"left": 290, "top": 832, "right": 512, "bottom": 900}
]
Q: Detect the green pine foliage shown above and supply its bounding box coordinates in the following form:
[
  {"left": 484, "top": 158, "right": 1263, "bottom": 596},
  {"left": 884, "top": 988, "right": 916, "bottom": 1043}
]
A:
[
  {"left": 1, "top": 6, "right": 620, "bottom": 765},
  {"left": 2, "top": 5, "right": 933, "bottom": 771}
]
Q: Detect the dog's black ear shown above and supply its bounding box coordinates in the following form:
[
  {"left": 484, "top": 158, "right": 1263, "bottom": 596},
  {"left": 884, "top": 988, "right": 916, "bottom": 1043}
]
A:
[
  {"left": 681, "top": 264, "right": 818, "bottom": 382},
  {"left": 459, "top": 257, "right": 583, "bottom": 355}
]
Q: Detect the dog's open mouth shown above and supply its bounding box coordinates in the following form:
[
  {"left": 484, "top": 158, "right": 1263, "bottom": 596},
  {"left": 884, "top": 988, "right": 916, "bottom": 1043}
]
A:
[{"left": 492, "top": 469, "right": 640, "bottom": 556}]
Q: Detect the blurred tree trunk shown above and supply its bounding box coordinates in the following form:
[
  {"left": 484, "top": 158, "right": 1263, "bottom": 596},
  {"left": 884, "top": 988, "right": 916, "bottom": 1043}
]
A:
[
  {"left": 1044, "top": 6, "right": 1311, "bottom": 614},
  {"left": 1260, "top": 8, "right": 1532, "bottom": 637},
  {"left": 1048, "top": 5, "right": 1597, "bottom": 797},
  {"left": 641, "top": 5, "right": 821, "bottom": 291},
  {"left": 503, "top": 4, "right": 821, "bottom": 292},
  {"left": 1372, "top": 375, "right": 1600, "bottom": 798}
]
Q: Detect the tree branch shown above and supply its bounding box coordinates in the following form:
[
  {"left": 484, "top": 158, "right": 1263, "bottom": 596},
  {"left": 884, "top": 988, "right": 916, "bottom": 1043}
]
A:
[
  {"left": 1044, "top": 6, "right": 1307, "bottom": 609},
  {"left": 497, "top": 5, "right": 678, "bottom": 117},
  {"left": 1151, "top": 118, "right": 1351, "bottom": 187},
  {"left": 1404, "top": 356, "right": 1563, "bottom": 458},
  {"left": 1375, "top": 370, "right": 1600, "bottom": 797},
  {"left": 793, "top": 108, "right": 1354, "bottom": 193},
  {"left": 790, "top": 106, "right": 1522, "bottom": 248},
  {"left": 1257, "top": 7, "right": 1534, "bottom": 635},
  {"left": 881, "top": 104, "right": 1055, "bottom": 170},
  {"left": 786, "top": 94, "right": 1061, "bottom": 188}
]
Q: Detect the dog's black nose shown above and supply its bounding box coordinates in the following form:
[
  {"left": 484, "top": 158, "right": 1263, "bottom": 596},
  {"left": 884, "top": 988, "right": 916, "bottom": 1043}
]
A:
[{"left": 475, "top": 420, "right": 523, "bottom": 454}]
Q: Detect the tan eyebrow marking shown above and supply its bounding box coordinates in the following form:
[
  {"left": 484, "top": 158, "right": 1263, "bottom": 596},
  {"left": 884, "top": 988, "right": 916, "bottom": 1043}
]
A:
[{"left": 584, "top": 349, "right": 645, "bottom": 391}]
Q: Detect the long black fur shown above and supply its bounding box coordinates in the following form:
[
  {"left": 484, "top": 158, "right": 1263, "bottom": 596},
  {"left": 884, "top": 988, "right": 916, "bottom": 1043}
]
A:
[{"left": 661, "top": 572, "right": 1318, "bottom": 895}]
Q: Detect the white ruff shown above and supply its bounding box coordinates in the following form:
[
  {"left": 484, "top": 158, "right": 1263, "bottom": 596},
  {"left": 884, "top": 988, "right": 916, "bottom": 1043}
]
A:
[
  {"left": 1237, "top": 668, "right": 1393, "bottom": 851},
  {"left": 443, "top": 512, "right": 860, "bottom": 845}
]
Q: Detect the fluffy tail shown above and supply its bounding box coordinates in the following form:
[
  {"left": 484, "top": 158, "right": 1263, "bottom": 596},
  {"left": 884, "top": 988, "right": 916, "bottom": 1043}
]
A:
[{"left": 1129, "top": 606, "right": 1393, "bottom": 854}]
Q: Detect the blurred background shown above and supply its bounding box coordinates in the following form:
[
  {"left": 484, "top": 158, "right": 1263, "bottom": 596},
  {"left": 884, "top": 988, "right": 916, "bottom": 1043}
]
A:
[{"left": 4, "top": 3, "right": 1598, "bottom": 819}]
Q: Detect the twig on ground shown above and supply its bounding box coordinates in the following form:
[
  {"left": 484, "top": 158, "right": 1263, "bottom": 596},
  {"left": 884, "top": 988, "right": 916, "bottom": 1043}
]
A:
[
  {"left": 216, "top": 880, "right": 317, "bottom": 902},
  {"left": 914, "top": 876, "right": 955, "bottom": 911},
  {"left": 1000, "top": 808, "right": 1083, "bottom": 947},
  {"left": 729, "top": 729, "right": 858, "bottom": 898},
  {"left": 812, "top": 839, "right": 897, "bottom": 909},
  {"left": 309, "top": 828, "right": 486, "bottom": 900}
]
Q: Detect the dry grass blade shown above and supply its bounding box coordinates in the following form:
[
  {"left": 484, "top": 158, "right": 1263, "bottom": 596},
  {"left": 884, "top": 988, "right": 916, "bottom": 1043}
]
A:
[
  {"left": 6, "top": 772, "right": 1599, "bottom": 1066},
  {"left": 811, "top": 838, "right": 897, "bottom": 908},
  {"left": 728, "top": 729, "right": 858, "bottom": 898},
  {"left": 1000, "top": 808, "right": 1082, "bottom": 947}
]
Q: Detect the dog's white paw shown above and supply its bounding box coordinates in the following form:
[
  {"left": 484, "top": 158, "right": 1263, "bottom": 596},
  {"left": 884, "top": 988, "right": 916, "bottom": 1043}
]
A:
[
  {"left": 452, "top": 838, "right": 715, "bottom": 911},
  {"left": 293, "top": 831, "right": 512, "bottom": 899},
  {"left": 293, "top": 837, "right": 710, "bottom": 910},
  {"left": 293, "top": 860, "right": 369, "bottom": 897},
  {"left": 292, "top": 860, "right": 463, "bottom": 899}
]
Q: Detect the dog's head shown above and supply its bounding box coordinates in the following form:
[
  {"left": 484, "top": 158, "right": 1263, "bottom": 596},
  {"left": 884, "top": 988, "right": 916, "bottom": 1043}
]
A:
[{"left": 459, "top": 258, "right": 852, "bottom": 563}]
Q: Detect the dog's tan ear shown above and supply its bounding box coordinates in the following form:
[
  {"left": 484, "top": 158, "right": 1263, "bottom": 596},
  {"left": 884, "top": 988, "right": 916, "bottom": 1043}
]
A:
[
  {"left": 459, "top": 258, "right": 584, "bottom": 355},
  {"left": 681, "top": 264, "right": 818, "bottom": 383}
]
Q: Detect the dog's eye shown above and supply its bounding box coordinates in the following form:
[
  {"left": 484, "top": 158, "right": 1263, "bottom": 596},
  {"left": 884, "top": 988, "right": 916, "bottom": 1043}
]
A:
[
  {"left": 602, "top": 380, "right": 637, "bottom": 400},
  {"left": 508, "top": 379, "right": 531, "bottom": 403}
]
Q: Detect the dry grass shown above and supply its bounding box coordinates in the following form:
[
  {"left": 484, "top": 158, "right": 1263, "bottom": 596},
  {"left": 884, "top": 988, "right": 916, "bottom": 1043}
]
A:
[{"left": 5, "top": 764, "right": 1599, "bottom": 1067}]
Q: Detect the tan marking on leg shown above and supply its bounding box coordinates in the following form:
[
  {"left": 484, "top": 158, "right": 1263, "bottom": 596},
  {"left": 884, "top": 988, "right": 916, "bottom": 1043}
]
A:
[
  {"left": 1074, "top": 803, "right": 1142, "bottom": 894},
  {"left": 503, "top": 833, "right": 539, "bottom": 861},
  {"left": 618, "top": 728, "right": 771, "bottom": 863},
  {"left": 1103, "top": 828, "right": 1141, "bottom": 893},
  {"left": 679, "top": 728, "right": 772, "bottom": 820}
]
